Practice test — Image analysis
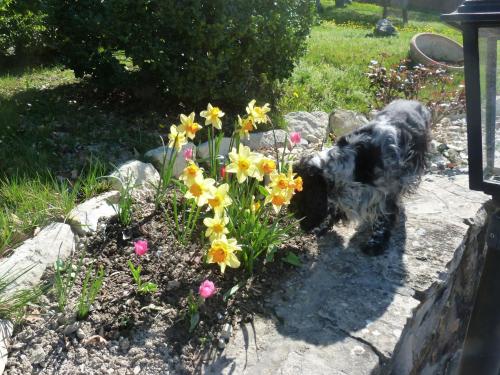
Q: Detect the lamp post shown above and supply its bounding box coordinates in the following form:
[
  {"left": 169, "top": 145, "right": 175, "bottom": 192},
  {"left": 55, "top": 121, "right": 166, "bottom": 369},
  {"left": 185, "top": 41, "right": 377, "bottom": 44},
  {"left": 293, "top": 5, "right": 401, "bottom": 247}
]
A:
[{"left": 442, "top": 2, "right": 500, "bottom": 374}]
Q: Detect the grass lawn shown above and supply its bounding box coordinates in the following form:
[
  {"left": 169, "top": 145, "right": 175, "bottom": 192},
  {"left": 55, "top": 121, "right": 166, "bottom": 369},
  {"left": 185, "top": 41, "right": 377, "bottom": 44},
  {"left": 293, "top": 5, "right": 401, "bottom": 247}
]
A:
[
  {"left": 277, "top": 0, "right": 462, "bottom": 114},
  {"left": 0, "top": 0, "right": 462, "bottom": 255}
]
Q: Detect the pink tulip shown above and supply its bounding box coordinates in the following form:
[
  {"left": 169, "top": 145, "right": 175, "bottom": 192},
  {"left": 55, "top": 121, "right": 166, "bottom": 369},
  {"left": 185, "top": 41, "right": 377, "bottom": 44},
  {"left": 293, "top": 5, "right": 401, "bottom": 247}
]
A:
[
  {"left": 198, "top": 280, "right": 216, "bottom": 299},
  {"left": 134, "top": 240, "right": 149, "bottom": 256},
  {"left": 183, "top": 148, "right": 194, "bottom": 161},
  {"left": 290, "top": 132, "right": 302, "bottom": 145}
]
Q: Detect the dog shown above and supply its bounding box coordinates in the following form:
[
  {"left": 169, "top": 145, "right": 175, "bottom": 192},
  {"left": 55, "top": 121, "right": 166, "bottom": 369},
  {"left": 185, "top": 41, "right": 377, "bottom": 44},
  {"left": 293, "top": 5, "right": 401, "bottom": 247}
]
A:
[{"left": 289, "top": 99, "right": 431, "bottom": 255}]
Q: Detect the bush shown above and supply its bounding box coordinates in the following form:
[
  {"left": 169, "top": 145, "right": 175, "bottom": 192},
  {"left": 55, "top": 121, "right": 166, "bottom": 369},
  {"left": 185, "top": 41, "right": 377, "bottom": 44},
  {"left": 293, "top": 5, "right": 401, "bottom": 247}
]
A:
[
  {"left": 44, "top": 0, "right": 315, "bottom": 106},
  {"left": 0, "top": 0, "right": 49, "bottom": 61}
]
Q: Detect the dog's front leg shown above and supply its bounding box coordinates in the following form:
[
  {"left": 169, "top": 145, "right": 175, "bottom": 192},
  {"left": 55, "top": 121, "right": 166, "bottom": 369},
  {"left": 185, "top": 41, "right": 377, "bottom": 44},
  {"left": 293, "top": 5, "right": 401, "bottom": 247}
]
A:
[{"left": 360, "top": 210, "right": 397, "bottom": 256}]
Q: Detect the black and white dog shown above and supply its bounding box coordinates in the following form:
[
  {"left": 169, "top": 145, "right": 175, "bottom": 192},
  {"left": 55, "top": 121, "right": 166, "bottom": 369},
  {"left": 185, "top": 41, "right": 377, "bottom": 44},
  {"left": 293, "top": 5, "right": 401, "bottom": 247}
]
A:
[{"left": 290, "top": 100, "right": 431, "bottom": 255}]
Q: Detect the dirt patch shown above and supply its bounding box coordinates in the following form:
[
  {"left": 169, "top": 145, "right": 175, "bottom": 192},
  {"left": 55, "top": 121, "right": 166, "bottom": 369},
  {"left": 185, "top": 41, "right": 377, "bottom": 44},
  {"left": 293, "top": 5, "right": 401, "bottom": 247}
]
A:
[{"left": 4, "top": 198, "right": 316, "bottom": 375}]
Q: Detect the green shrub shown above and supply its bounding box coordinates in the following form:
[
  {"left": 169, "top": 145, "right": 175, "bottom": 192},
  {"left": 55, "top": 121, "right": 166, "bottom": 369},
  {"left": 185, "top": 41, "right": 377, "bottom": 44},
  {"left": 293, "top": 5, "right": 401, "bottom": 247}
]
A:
[
  {"left": 0, "top": 0, "right": 49, "bottom": 61},
  {"left": 44, "top": 0, "right": 315, "bottom": 106}
]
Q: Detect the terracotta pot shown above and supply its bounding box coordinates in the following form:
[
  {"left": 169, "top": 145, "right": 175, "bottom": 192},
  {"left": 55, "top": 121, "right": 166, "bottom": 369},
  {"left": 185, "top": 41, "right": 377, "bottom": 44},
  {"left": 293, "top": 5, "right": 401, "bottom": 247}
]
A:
[{"left": 410, "top": 32, "right": 464, "bottom": 71}]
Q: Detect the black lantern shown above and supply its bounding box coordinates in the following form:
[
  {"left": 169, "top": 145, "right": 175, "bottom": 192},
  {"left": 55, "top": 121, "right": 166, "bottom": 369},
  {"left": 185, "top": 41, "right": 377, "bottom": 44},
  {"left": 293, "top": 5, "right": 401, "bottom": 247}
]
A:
[{"left": 442, "top": 2, "right": 500, "bottom": 374}]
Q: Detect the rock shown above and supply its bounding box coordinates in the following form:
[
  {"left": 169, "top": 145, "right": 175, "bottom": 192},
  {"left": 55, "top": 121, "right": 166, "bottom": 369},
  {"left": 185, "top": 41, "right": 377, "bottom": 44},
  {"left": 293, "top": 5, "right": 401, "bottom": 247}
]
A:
[
  {"left": 220, "top": 324, "right": 233, "bottom": 341},
  {"left": 28, "top": 344, "right": 46, "bottom": 365},
  {"left": 109, "top": 160, "right": 160, "bottom": 193},
  {"left": 328, "top": 109, "right": 368, "bottom": 138},
  {"left": 284, "top": 111, "right": 329, "bottom": 144},
  {"left": 242, "top": 130, "right": 288, "bottom": 151},
  {"left": 374, "top": 18, "right": 397, "bottom": 37},
  {"left": 166, "top": 280, "right": 180, "bottom": 291},
  {"left": 197, "top": 138, "right": 233, "bottom": 159},
  {"left": 0, "top": 320, "right": 13, "bottom": 375},
  {"left": 133, "top": 365, "right": 141, "bottom": 374},
  {"left": 217, "top": 339, "right": 226, "bottom": 350},
  {"left": 76, "top": 328, "right": 86, "bottom": 340},
  {"left": 144, "top": 142, "right": 196, "bottom": 178},
  {"left": 64, "top": 323, "right": 79, "bottom": 336},
  {"left": 119, "top": 337, "right": 130, "bottom": 352},
  {"left": 68, "top": 191, "right": 120, "bottom": 235},
  {"left": 0, "top": 223, "right": 75, "bottom": 296}
]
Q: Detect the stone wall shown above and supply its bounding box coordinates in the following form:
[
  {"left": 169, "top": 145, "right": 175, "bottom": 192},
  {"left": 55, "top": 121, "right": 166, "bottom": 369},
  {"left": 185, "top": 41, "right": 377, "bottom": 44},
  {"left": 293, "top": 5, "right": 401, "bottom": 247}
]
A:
[{"left": 386, "top": 201, "right": 493, "bottom": 374}]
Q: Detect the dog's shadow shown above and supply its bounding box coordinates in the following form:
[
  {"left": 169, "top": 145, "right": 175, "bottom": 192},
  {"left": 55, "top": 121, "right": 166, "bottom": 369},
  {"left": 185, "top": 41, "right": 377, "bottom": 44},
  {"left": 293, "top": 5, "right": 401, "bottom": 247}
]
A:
[
  {"left": 204, "top": 213, "right": 408, "bottom": 373},
  {"left": 272, "top": 211, "right": 408, "bottom": 354}
]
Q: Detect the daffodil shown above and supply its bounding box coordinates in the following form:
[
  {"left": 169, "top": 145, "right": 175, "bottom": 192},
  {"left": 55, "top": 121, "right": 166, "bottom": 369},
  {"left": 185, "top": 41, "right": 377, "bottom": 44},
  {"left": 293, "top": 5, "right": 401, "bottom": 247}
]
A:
[
  {"left": 291, "top": 176, "right": 303, "bottom": 192},
  {"left": 246, "top": 99, "right": 270, "bottom": 124},
  {"left": 268, "top": 171, "right": 293, "bottom": 191},
  {"left": 254, "top": 157, "right": 277, "bottom": 181},
  {"left": 203, "top": 214, "right": 229, "bottom": 240},
  {"left": 207, "top": 237, "right": 241, "bottom": 274},
  {"left": 250, "top": 196, "right": 261, "bottom": 213},
  {"left": 184, "top": 175, "right": 215, "bottom": 207},
  {"left": 178, "top": 112, "right": 202, "bottom": 140},
  {"left": 238, "top": 115, "right": 256, "bottom": 139},
  {"left": 168, "top": 125, "right": 188, "bottom": 151},
  {"left": 226, "top": 144, "right": 259, "bottom": 183},
  {"left": 264, "top": 188, "right": 291, "bottom": 214},
  {"left": 207, "top": 183, "right": 232, "bottom": 215},
  {"left": 200, "top": 103, "right": 224, "bottom": 129},
  {"left": 179, "top": 162, "right": 203, "bottom": 186}
]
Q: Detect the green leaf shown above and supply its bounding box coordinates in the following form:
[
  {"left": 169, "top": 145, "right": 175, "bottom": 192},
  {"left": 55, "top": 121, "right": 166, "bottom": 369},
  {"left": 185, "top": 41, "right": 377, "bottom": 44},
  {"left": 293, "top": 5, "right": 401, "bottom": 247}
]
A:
[
  {"left": 139, "top": 282, "right": 158, "bottom": 294},
  {"left": 257, "top": 185, "right": 269, "bottom": 197},
  {"left": 223, "top": 283, "right": 241, "bottom": 302},
  {"left": 282, "top": 251, "right": 301, "bottom": 267},
  {"left": 189, "top": 311, "right": 200, "bottom": 332}
]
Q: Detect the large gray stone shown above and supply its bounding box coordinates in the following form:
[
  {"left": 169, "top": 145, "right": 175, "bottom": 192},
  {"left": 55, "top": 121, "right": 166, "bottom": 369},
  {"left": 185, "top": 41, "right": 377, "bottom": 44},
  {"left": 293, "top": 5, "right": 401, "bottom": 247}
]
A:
[
  {"left": 242, "top": 130, "right": 288, "bottom": 151},
  {"left": 0, "top": 222, "right": 75, "bottom": 296},
  {"left": 204, "top": 174, "right": 488, "bottom": 374},
  {"left": 68, "top": 191, "right": 120, "bottom": 235},
  {"left": 144, "top": 142, "right": 196, "bottom": 178},
  {"left": 284, "top": 111, "right": 329, "bottom": 144},
  {"left": 109, "top": 160, "right": 160, "bottom": 193},
  {"left": 197, "top": 138, "right": 233, "bottom": 159},
  {"left": 0, "top": 320, "right": 13, "bottom": 375},
  {"left": 328, "top": 109, "right": 368, "bottom": 137}
]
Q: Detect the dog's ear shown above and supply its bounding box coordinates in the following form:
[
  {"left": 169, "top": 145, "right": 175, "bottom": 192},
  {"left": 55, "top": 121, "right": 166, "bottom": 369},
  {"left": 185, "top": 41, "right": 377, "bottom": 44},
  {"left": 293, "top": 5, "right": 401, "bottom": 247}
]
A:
[{"left": 290, "top": 156, "right": 329, "bottom": 232}]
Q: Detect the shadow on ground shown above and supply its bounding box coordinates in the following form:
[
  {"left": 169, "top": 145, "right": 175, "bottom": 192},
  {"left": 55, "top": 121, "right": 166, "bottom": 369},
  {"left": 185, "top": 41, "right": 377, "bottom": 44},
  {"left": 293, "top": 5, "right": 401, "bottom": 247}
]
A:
[{"left": 206, "top": 212, "right": 409, "bottom": 373}]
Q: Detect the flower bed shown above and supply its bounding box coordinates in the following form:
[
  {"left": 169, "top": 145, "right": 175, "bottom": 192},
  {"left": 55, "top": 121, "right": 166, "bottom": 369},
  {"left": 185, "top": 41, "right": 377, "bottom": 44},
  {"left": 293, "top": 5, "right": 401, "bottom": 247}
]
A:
[{"left": 3, "top": 101, "right": 313, "bottom": 374}]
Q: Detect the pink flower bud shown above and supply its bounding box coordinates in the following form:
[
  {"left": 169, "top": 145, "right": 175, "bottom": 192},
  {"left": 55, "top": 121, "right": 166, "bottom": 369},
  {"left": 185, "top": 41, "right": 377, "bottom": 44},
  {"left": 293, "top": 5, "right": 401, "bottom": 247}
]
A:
[
  {"left": 198, "top": 280, "right": 216, "bottom": 299},
  {"left": 290, "top": 132, "right": 302, "bottom": 145},
  {"left": 183, "top": 148, "right": 193, "bottom": 161},
  {"left": 134, "top": 240, "right": 149, "bottom": 256}
]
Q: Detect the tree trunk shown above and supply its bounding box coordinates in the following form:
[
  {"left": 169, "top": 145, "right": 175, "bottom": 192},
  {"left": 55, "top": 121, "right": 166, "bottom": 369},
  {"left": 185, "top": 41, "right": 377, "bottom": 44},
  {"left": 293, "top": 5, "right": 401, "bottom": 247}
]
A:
[{"left": 316, "top": 0, "right": 323, "bottom": 13}]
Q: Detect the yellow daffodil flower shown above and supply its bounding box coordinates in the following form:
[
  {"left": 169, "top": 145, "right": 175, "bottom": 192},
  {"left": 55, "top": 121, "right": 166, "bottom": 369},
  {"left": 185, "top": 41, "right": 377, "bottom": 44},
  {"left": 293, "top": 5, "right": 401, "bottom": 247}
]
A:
[
  {"left": 291, "top": 176, "right": 303, "bottom": 192},
  {"left": 207, "top": 183, "right": 232, "bottom": 215},
  {"left": 268, "top": 171, "right": 293, "bottom": 191},
  {"left": 203, "top": 214, "right": 229, "bottom": 241},
  {"left": 179, "top": 162, "right": 203, "bottom": 186},
  {"left": 200, "top": 103, "right": 224, "bottom": 129},
  {"left": 226, "top": 144, "right": 259, "bottom": 183},
  {"left": 246, "top": 99, "right": 270, "bottom": 124},
  {"left": 207, "top": 237, "right": 241, "bottom": 274},
  {"left": 264, "top": 188, "right": 291, "bottom": 214},
  {"left": 168, "top": 125, "right": 188, "bottom": 151},
  {"left": 254, "top": 157, "right": 277, "bottom": 181},
  {"left": 184, "top": 175, "right": 215, "bottom": 207},
  {"left": 238, "top": 115, "right": 256, "bottom": 139},
  {"left": 178, "top": 112, "right": 202, "bottom": 140}
]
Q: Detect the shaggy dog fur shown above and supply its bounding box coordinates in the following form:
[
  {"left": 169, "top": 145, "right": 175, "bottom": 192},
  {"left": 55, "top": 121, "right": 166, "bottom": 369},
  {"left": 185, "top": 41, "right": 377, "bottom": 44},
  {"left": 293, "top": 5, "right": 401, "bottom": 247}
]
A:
[{"left": 289, "top": 99, "right": 432, "bottom": 255}]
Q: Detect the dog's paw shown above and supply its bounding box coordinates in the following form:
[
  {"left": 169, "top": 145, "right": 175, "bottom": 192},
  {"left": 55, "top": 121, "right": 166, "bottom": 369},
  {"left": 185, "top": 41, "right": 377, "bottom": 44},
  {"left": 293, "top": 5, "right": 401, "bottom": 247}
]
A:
[
  {"left": 360, "top": 238, "right": 388, "bottom": 256},
  {"left": 311, "top": 226, "right": 329, "bottom": 237}
]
